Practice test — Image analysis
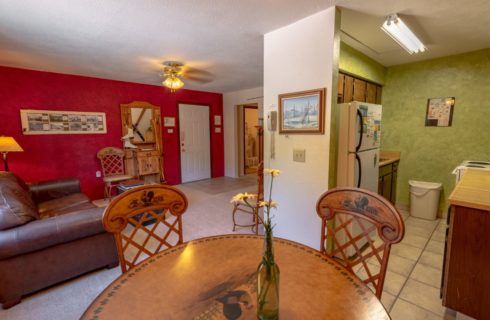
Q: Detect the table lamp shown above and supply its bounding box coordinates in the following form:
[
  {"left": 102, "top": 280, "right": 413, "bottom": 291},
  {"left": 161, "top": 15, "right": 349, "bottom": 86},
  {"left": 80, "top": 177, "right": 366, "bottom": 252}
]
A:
[{"left": 0, "top": 136, "right": 24, "bottom": 172}]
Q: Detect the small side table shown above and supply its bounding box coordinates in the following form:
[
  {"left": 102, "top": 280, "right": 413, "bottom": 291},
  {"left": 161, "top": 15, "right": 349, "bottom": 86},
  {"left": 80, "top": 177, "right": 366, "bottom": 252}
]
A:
[{"left": 116, "top": 179, "right": 145, "bottom": 194}]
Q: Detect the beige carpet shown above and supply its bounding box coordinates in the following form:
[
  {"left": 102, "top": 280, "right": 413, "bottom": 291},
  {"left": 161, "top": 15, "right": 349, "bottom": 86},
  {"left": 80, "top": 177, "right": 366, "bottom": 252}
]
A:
[{"left": 1, "top": 176, "right": 257, "bottom": 320}]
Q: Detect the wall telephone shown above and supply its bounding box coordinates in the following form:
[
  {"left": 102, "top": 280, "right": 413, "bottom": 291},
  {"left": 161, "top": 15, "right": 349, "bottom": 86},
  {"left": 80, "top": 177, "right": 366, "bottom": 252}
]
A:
[{"left": 267, "top": 111, "right": 277, "bottom": 131}]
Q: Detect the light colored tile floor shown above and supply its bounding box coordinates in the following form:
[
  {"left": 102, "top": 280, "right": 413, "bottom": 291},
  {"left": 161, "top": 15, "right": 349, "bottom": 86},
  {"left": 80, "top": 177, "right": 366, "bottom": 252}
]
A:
[
  {"left": 1, "top": 176, "right": 458, "bottom": 320},
  {"left": 383, "top": 211, "right": 459, "bottom": 320}
]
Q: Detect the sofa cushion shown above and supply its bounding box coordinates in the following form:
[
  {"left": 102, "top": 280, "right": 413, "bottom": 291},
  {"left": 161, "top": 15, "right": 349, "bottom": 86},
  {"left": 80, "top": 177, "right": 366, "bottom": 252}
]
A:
[
  {"left": 39, "top": 200, "right": 95, "bottom": 219},
  {"left": 37, "top": 193, "right": 92, "bottom": 218},
  {"left": 0, "top": 174, "right": 39, "bottom": 231},
  {"left": 0, "top": 171, "right": 29, "bottom": 191},
  {"left": 0, "top": 207, "right": 105, "bottom": 260}
]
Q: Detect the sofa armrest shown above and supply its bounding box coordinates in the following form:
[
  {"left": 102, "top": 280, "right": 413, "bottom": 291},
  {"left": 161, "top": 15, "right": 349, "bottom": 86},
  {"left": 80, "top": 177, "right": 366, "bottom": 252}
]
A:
[
  {"left": 28, "top": 178, "right": 82, "bottom": 204},
  {"left": 0, "top": 207, "right": 106, "bottom": 260}
]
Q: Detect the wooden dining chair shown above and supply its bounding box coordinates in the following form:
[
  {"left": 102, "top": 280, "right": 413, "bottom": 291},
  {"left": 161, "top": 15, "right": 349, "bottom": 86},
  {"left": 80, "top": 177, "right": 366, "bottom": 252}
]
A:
[
  {"left": 103, "top": 184, "right": 188, "bottom": 273},
  {"left": 316, "top": 187, "right": 405, "bottom": 298},
  {"left": 232, "top": 162, "right": 264, "bottom": 234},
  {"left": 97, "top": 147, "right": 134, "bottom": 199}
]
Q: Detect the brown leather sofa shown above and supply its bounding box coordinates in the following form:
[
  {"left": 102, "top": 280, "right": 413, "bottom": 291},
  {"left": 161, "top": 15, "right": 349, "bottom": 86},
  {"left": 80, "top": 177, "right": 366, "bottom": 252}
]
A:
[{"left": 0, "top": 172, "right": 118, "bottom": 309}]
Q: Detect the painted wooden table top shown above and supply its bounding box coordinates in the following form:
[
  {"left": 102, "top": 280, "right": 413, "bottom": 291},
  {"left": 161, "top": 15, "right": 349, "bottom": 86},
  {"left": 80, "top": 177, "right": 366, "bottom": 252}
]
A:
[{"left": 82, "top": 235, "right": 389, "bottom": 320}]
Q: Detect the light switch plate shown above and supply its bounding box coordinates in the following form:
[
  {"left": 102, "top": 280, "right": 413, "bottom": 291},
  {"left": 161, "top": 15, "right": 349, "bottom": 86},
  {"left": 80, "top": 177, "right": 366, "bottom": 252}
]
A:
[
  {"left": 293, "top": 149, "right": 306, "bottom": 162},
  {"left": 96, "top": 170, "right": 101, "bottom": 178}
]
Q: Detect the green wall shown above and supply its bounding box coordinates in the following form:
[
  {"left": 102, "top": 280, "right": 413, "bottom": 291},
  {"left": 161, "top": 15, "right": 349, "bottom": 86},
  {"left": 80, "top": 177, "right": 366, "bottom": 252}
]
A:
[
  {"left": 381, "top": 49, "right": 490, "bottom": 212},
  {"left": 339, "top": 42, "right": 386, "bottom": 84}
]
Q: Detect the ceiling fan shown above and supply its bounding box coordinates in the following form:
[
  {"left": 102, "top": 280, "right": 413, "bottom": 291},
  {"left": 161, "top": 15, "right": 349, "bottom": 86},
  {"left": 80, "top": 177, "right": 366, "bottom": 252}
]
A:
[{"left": 161, "top": 61, "right": 214, "bottom": 92}]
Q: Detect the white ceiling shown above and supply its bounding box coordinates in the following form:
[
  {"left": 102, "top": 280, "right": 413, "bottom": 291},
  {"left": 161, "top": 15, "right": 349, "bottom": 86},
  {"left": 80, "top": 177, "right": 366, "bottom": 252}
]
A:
[
  {"left": 339, "top": 0, "right": 490, "bottom": 66},
  {"left": 0, "top": 0, "right": 489, "bottom": 93}
]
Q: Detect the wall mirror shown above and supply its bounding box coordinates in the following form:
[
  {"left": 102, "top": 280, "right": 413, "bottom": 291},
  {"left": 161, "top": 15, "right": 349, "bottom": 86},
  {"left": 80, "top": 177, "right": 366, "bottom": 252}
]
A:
[
  {"left": 120, "top": 101, "right": 164, "bottom": 183},
  {"left": 130, "top": 107, "right": 154, "bottom": 142},
  {"left": 120, "top": 101, "right": 162, "bottom": 149}
]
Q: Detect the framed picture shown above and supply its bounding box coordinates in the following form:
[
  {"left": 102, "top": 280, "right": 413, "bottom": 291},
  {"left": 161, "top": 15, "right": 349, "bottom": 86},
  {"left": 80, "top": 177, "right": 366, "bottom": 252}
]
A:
[
  {"left": 214, "top": 115, "right": 222, "bottom": 126},
  {"left": 278, "top": 88, "right": 326, "bottom": 134},
  {"left": 425, "top": 97, "right": 455, "bottom": 127},
  {"left": 164, "top": 117, "right": 176, "bottom": 127},
  {"left": 20, "top": 109, "right": 107, "bottom": 135}
]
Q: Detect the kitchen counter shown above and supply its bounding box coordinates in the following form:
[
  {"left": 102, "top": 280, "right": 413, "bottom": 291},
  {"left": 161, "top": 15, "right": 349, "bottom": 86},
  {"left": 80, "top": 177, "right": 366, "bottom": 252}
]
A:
[
  {"left": 379, "top": 150, "right": 400, "bottom": 167},
  {"left": 448, "top": 169, "right": 490, "bottom": 211},
  {"left": 442, "top": 168, "right": 490, "bottom": 319}
]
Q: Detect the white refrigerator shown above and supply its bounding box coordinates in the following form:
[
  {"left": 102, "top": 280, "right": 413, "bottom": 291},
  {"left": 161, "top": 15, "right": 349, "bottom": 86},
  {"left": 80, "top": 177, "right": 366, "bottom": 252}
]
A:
[
  {"left": 335, "top": 102, "right": 382, "bottom": 258},
  {"left": 337, "top": 102, "right": 382, "bottom": 192}
]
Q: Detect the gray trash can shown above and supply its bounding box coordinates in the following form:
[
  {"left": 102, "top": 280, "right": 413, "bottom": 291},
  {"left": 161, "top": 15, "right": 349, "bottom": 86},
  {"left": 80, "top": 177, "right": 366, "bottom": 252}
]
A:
[{"left": 409, "top": 180, "right": 442, "bottom": 220}]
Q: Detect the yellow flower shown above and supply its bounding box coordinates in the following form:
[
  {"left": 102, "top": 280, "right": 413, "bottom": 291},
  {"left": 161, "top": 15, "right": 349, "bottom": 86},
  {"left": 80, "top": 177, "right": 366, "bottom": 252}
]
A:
[
  {"left": 230, "top": 192, "right": 256, "bottom": 204},
  {"left": 265, "top": 168, "right": 281, "bottom": 177},
  {"left": 259, "top": 200, "right": 278, "bottom": 208}
]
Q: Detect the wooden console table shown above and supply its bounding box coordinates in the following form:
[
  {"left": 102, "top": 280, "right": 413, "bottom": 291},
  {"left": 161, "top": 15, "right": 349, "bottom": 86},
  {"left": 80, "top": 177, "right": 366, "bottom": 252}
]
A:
[{"left": 82, "top": 235, "right": 388, "bottom": 319}]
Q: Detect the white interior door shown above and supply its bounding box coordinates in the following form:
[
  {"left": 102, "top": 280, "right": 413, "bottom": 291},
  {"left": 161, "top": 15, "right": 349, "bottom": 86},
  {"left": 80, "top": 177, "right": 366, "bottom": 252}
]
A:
[{"left": 179, "top": 104, "right": 211, "bottom": 183}]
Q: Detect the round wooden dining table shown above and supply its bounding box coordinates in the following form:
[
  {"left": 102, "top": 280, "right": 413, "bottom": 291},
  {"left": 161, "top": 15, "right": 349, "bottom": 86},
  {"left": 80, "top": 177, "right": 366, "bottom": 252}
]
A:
[{"left": 82, "top": 234, "right": 389, "bottom": 319}]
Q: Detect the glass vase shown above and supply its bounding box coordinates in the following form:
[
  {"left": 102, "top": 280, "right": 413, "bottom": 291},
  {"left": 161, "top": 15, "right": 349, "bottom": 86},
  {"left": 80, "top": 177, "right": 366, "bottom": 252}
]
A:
[{"left": 257, "top": 231, "right": 280, "bottom": 320}]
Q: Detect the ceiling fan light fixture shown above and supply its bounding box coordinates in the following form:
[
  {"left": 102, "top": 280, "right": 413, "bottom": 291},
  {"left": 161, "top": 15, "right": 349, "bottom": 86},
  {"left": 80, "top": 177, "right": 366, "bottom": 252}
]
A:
[
  {"left": 163, "top": 75, "right": 184, "bottom": 92},
  {"left": 381, "top": 14, "right": 426, "bottom": 54}
]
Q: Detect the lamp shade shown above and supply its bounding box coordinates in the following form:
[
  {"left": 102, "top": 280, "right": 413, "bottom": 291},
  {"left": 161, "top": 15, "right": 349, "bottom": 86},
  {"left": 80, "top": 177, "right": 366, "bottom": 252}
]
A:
[{"left": 0, "top": 136, "right": 24, "bottom": 152}]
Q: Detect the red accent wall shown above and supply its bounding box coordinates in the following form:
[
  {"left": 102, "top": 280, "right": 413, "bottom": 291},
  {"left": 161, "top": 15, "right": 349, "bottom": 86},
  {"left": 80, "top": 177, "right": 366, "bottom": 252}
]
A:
[{"left": 0, "top": 66, "right": 224, "bottom": 199}]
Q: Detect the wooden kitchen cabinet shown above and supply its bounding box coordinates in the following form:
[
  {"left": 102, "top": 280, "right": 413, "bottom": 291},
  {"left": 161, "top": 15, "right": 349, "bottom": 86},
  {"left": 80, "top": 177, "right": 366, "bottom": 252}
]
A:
[
  {"left": 341, "top": 74, "right": 354, "bottom": 103},
  {"left": 442, "top": 170, "right": 490, "bottom": 320},
  {"left": 337, "top": 72, "right": 382, "bottom": 104},
  {"left": 378, "top": 160, "right": 398, "bottom": 204},
  {"left": 353, "top": 78, "right": 366, "bottom": 101},
  {"left": 366, "top": 82, "right": 377, "bottom": 103}
]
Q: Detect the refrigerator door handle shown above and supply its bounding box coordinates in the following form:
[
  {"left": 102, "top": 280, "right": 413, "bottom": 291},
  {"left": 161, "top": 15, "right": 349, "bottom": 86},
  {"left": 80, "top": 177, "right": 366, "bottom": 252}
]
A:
[
  {"left": 356, "top": 109, "right": 363, "bottom": 151},
  {"left": 356, "top": 153, "right": 362, "bottom": 188}
]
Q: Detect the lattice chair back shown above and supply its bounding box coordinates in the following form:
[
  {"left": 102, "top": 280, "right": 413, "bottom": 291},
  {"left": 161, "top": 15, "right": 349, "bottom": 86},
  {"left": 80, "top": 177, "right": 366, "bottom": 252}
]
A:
[
  {"left": 97, "top": 147, "right": 126, "bottom": 177},
  {"left": 316, "top": 187, "right": 405, "bottom": 298},
  {"left": 103, "top": 185, "right": 188, "bottom": 273}
]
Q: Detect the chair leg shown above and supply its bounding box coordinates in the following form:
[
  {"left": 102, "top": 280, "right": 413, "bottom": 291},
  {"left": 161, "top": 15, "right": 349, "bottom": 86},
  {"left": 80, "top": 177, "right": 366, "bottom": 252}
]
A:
[
  {"left": 108, "top": 185, "right": 113, "bottom": 200},
  {"left": 104, "top": 183, "right": 110, "bottom": 200},
  {"left": 232, "top": 204, "right": 238, "bottom": 231}
]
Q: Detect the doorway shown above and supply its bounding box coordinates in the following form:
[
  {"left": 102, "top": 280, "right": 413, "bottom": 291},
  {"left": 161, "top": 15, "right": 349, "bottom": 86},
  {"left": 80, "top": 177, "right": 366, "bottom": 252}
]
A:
[
  {"left": 178, "top": 103, "right": 211, "bottom": 183},
  {"left": 243, "top": 105, "right": 260, "bottom": 175}
]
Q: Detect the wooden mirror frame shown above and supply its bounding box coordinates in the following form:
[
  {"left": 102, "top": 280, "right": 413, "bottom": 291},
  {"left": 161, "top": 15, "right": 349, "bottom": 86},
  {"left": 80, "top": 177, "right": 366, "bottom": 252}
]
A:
[{"left": 120, "top": 101, "right": 163, "bottom": 151}]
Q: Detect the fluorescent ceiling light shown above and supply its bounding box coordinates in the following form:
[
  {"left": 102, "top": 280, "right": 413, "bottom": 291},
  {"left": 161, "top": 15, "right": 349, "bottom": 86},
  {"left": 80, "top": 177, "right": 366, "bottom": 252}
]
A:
[{"left": 381, "top": 14, "right": 426, "bottom": 54}]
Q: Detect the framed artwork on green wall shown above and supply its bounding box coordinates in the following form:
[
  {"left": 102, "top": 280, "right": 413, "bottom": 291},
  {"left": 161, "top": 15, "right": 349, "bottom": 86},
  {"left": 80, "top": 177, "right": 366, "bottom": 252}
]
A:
[{"left": 425, "top": 97, "right": 455, "bottom": 127}]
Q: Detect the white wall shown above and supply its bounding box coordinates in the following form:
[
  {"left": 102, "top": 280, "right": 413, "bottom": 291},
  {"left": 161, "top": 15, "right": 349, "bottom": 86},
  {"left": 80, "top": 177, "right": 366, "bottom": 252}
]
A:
[
  {"left": 223, "top": 87, "right": 263, "bottom": 177},
  {"left": 263, "top": 8, "right": 339, "bottom": 249}
]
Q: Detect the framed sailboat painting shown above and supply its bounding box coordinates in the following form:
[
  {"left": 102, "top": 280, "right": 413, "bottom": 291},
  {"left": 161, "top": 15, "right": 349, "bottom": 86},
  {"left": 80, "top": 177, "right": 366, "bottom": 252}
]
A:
[{"left": 278, "top": 88, "right": 326, "bottom": 134}]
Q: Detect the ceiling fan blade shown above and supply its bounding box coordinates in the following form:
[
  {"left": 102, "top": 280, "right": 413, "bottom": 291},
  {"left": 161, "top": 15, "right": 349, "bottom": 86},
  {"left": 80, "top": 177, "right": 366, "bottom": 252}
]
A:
[{"left": 182, "top": 67, "right": 215, "bottom": 83}]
